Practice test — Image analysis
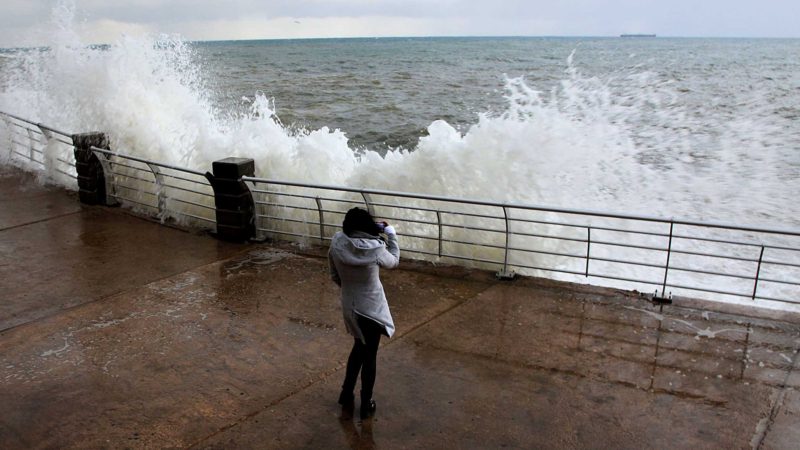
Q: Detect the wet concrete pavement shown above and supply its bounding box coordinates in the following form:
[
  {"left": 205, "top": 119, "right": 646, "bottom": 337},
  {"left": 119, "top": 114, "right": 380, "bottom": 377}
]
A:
[{"left": 1, "top": 166, "right": 799, "bottom": 449}]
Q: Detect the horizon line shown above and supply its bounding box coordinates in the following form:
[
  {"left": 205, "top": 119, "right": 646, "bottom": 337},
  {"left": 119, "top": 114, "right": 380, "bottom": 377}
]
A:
[{"left": 2, "top": 34, "right": 800, "bottom": 50}]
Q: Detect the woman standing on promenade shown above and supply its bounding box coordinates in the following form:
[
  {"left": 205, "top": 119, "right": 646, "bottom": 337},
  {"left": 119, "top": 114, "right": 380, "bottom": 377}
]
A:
[{"left": 328, "top": 207, "right": 400, "bottom": 420}]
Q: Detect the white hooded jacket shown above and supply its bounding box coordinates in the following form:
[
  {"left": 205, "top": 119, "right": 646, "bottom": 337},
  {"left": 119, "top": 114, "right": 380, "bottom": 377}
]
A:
[{"left": 328, "top": 230, "right": 400, "bottom": 343}]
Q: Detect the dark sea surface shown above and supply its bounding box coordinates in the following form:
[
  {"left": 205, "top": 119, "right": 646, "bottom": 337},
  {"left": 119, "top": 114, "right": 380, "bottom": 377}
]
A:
[{"left": 1, "top": 36, "right": 799, "bottom": 226}]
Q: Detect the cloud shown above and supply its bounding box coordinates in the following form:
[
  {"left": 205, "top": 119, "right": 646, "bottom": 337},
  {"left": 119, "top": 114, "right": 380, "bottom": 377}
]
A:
[{"left": 0, "top": 0, "right": 799, "bottom": 47}]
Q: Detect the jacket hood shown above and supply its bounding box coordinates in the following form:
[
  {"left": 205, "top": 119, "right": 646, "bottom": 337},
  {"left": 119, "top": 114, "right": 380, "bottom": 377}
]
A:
[{"left": 330, "top": 231, "right": 385, "bottom": 266}]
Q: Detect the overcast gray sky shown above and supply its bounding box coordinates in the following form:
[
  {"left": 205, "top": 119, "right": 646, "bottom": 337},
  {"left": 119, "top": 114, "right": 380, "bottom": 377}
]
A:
[{"left": 1, "top": 0, "right": 799, "bottom": 47}]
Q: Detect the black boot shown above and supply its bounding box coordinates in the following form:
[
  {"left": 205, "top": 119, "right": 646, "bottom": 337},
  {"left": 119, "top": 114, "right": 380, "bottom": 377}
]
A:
[
  {"left": 338, "top": 390, "right": 355, "bottom": 407},
  {"left": 360, "top": 399, "right": 376, "bottom": 420}
]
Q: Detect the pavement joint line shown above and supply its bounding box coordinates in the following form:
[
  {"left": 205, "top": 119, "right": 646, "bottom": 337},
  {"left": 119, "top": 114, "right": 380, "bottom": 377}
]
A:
[
  {"left": 0, "top": 209, "right": 83, "bottom": 233},
  {"left": 753, "top": 344, "right": 800, "bottom": 450},
  {"left": 187, "top": 276, "right": 497, "bottom": 449},
  {"left": 0, "top": 245, "right": 254, "bottom": 336}
]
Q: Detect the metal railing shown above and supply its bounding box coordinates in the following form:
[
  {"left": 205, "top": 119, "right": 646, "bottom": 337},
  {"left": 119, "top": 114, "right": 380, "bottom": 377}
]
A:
[
  {"left": 0, "top": 111, "right": 216, "bottom": 229},
  {"left": 0, "top": 111, "right": 77, "bottom": 182},
  {"left": 2, "top": 111, "right": 800, "bottom": 307},
  {"left": 88, "top": 146, "right": 216, "bottom": 228},
  {"left": 243, "top": 177, "right": 800, "bottom": 307}
]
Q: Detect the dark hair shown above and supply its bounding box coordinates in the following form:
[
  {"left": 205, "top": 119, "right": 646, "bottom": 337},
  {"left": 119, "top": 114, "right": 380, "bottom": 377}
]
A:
[{"left": 343, "top": 207, "right": 381, "bottom": 237}]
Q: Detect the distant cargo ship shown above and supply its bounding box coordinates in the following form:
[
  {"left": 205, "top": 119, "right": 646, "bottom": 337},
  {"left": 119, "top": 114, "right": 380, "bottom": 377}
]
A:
[{"left": 620, "top": 34, "right": 656, "bottom": 38}]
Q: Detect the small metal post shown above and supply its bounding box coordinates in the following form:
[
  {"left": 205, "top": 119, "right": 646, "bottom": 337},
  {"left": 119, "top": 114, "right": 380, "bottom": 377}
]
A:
[
  {"left": 437, "top": 210, "right": 443, "bottom": 258},
  {"left": 752, "top": 246, "right": 765, "bottom": 300},
  {"left": 26, "top": 128, "right": 36, "bottom": 161},
  {"left": 315, "top": 196, "right": 325, "bottom": 245},
  {"left": 496, "top": 205, "right": 515, "bottom": 280},
  {"left": 361, "top": 192, "right": 374, "bottom": 216},
  {"left": 92, "top": 148, "right": 119, "bottom": 206},
  {"left": 585, "top": 227, "right": 591, "bottom": 277},
  {"left": 36, "top": 125, "right": 55, "bottom": 173},
  {"left": 2, "top": 117, "right": 12, "bottom": 159},
  {"left": 661, "top": 221, "right": 674, "bottom": 298},
  {"left": 146, "top": 163, "right": 166, "bottom": 219},
  {"left": 37, "top": 126, "right": 52, "bottom": 145}
]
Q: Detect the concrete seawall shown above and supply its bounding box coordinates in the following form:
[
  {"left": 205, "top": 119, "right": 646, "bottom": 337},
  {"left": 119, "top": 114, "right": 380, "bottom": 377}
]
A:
[{"left": 1, "top": 165, "right": 799, "bottom": 449}]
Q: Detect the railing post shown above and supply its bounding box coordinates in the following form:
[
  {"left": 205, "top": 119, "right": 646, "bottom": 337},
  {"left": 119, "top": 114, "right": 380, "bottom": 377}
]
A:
[
  {"left": 37, "top": 125, "right": 55, "bottom": 172},
  {"left": 496, "top": 205, "right": 515, "bottom": 280},
  {"left": 205, "top": 157, "right": 255, "bottom": 242},
  {"left": 752, "top": 246, "right": 765, "bottom": 300},
  {"left": 146, "top": 163, "right": 166, "bottom": 219},
  {"left": 315, "top": 196, "right": 325, "bottom": 245},
  {"left": 2, "top": 116, "right": 11, "bottom": 159},
  {"left": 437, "top": 210, "right": 443, "bottom": 258},
  {"left": 26, "top": 128, "right": 36, "bottom": 161},
  {"left": 361, "top": 192, "right": 374, "bottom": 216},
  {"left": 585, "top": 227, "right": 591, "bottom": 277},
  {"left": 72, "top": 132, "right": 112, "bottom": 205},
  {"left": 660, "top": 221, "right": 674, "bottom": 298}
]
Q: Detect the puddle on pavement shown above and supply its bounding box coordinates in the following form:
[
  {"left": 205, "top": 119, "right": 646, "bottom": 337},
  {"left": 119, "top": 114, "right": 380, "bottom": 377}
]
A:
[{"left": 222, "top": 249, "right": 296, "bottom": 279}]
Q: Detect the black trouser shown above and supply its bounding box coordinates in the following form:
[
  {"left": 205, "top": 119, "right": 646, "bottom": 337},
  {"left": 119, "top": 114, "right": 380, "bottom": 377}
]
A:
[{"left": 342, "top": 315, "right": 383, "bottom": 401}]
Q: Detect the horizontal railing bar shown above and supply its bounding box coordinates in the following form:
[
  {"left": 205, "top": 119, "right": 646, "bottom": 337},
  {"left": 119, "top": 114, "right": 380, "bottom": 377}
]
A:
[
  {"left": 672, "top": 232, "right": 764, "bottom": 249},
  {"left": 114, "top": 184, "right": 157, "bottom": 197},
  {"left": 90, "top": 146, "right": 206, "bottom": 176},
  {"left": 11, "top": 151, "right": 45, "bottom": 165},
  {"left": 110, "top": 171, "right": 156, "bottom": 185},
  {"left": 257, "top": 203, "right": 319, "bottom": 213},
  {"left": 258, "top": 215, "right": 320, "bottom": 225},
  {"left": 243, "top": 176, "right": 800, "bottom": 237},
  {"left": 590, "top": 238, "right": 667, "bottom": 253},
  {"left": 56, "top": 157, "right": 75, "bottom": 166},
  {"left": 0, "top": 111, "right": 72, "bottom": 137},
  {"left": 750, "top": 294, "right": 800, "bottom": 305},
  {"left": 11, "top": 139, "right": 42, "bottom": 149},
  {"left": 755, "top": 276, "right": 800, "bottom": 286},
  {"left": 668, "top": 248, "right": 760, "bottom": 263},
  {"left": 256, "top": 228, "right": 308, "bottom": 239},
  {"left": 439, "top": 253, "right": 504, "bottom": 266},
  {"left": 110, "top": 160, "right": 153, "bottom": 174},
  {"left": 160, "top": 172, "right": 210, "bottom": 186},
  {"left": 168, "top": 197, "right": 216, "bottom": 211},
  {"left": 761, "top": 258, "right": 800, "bottom": 269},
  {"left": 55, "top": 137, "right": 73, "bottom": 146},
  {"left": 505, "top": 228, "right": 589, "bottom": 244},
  {"left": 162, "top": 183, "right": 214, "bottom": 198},
  {"left": 439, "top": 222, "right": 505, "bottom": 235},
  {"left": 172, "top": 210, "right": 216, "bottom": 224},
  {"left": 363, "top": 201, "right": 441, "bottom": 214},
  {"left": 251, "top": 189, "right": 366, "bottom": 207},
  {"left": 110, "top": 194, "right": 156, "bottom": 209},
  {"left": 402, "top": 248, "right": 440, "bottom": 258}
]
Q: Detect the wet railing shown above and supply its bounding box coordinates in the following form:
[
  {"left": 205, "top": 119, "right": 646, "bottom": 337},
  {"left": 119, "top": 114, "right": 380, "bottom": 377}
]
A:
[
  {"left": 0, "top": 111, "right": 77, "bottom": 182},
  {"left": 2, "top": 110, "right": 800, "bottom": 307},
  {"left": 242, "top": 178, "right": 800, "bottom": 307},
  {"left": 0, "top": 111, "right": 216, "bottom": 229},
  {"left": 88, "top": 147, "right": 216, "bottom": 228}
]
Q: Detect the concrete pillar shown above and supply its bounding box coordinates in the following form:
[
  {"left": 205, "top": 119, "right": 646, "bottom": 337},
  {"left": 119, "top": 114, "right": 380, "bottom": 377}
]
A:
[
  {"left": 72, "top": 132, "right": 111, "bottom": 205},
  {"left": 205, "top": 157, "right": 255, "bottom": 242}
]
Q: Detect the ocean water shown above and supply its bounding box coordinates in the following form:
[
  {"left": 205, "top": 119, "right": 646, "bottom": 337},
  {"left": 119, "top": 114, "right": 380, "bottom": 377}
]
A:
[{"left": 1, "top": 22, "right": 798, "bottom": 229}]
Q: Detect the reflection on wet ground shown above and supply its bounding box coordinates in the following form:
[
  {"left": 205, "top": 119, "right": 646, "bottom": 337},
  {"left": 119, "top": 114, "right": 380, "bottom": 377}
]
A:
[{"left": 1, "top": 166, "right": 799, "bottom": 449}]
